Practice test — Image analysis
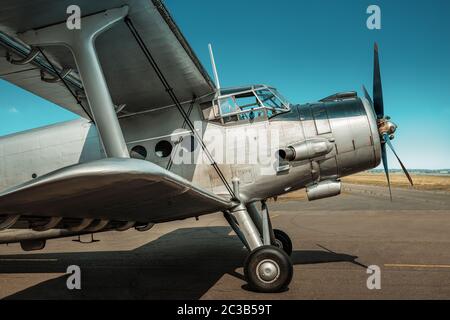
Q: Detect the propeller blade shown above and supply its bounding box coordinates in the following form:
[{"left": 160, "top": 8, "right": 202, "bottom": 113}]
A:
[
  {"left": 373, "top": 43, "right": 384, "bottom": 118},
  {"left": 381, "top": 142, "right": 393, "bottom": 202},
  {"left": 383, "top": 134, "right": 414, "bottom": 186},
  {"left": 362, "top": 85, "right": 374, "bottom": 108}
]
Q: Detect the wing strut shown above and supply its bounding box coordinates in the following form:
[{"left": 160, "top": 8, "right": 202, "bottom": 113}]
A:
[
  {"left": 125, "top": 17, "right": 236, "bottom": 200},
  {"left": 21, "top": 7, "right": 130, "bottom": 158}
]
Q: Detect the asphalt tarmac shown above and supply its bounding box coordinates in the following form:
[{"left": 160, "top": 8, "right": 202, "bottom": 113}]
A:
[{"left": 0, "top": 184, "right": 449, "bottom": 299}]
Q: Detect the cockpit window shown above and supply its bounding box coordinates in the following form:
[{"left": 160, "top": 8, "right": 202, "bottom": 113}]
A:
[
  {"left": 219, "top": 94, "right": 264, "bottom": 122},
  {"left": 205, "top": 85, "right": 290, "bottom": 124},
  {"left": 219, "top": 97, "right": 240, "bottom": 115},
  {"left": 271, "top": 89, "right": 290, "bottom": 109},
  {"left": 255, "top": 89, "right": 280, "bottom": 108}
]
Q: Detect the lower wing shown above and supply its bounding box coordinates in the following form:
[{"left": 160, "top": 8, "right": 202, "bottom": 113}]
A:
[{"left": 0, "top": 158, "right": 235, "bottom": 230}]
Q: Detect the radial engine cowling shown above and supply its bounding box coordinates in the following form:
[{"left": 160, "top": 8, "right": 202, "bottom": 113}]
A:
[{"left": 279, "top": 138, "right": 334, "bottom": 162}]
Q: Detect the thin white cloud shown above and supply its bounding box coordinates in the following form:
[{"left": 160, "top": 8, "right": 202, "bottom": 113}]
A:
[{"left": 8, "top": 107, "right": 19, "bottom": 113}]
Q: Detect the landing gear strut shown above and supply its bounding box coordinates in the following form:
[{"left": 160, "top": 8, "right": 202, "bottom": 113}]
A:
[{"left": 225, "top": 202, "right": 294, "bottom": 292}]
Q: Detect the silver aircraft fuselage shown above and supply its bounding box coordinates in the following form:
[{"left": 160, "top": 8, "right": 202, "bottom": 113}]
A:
[{"left": 0, "top": 93, "right": 381, "bottom": 206}]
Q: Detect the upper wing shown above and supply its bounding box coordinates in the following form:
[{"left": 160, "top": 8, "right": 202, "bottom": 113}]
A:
[
  {"left": 0, "top": 0, "right": 215, "bottom": 118},
  {"left": 0, "top": 158, "right": 235, "bottom": 224}
]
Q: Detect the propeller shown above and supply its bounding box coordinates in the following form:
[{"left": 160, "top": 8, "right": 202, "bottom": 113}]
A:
[
  {"left": 363, "top": 43, "right": 414, "bottom": 201},
  {"left": 373, "top": 43, "right": 384, "bottom": 119}
]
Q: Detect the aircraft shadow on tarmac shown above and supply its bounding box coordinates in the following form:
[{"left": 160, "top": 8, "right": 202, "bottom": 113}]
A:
[{"left": 0, "top": 227, "right": 365, "bottom": 299}]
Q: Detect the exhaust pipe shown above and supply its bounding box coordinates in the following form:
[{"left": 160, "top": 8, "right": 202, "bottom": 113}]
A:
[
  {"left": 116, "top": 221, "right": 136, "bottom": 232},
  {"left": 85, "top": 220, "right": 110, "bottom": 232},
  {"left": 68, "top": 218, "right": 94, "bottom": 232},
  {"left": 279, "top": 138, "right": 334, "bottom": 162},
  {"left": 32, "top": 217, "right": 63, "bottom": 232}
]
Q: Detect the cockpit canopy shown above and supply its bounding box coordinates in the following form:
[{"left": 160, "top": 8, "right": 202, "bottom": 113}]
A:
[{"left": 202, "top": 85, "right": 291, "bottom": 124}]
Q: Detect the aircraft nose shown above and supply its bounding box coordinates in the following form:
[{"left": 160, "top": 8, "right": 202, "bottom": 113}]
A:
[{"left": 386, "top": 120, "right": 398, "bottom": 135}]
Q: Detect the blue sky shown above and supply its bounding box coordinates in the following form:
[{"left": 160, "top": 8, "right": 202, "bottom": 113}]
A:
[{"left": 0, "top": 0, "right": 449, "bottom": 169}]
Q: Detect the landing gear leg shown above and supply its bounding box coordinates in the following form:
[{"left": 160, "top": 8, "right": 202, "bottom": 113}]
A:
[
  {"left": 227, "top": 204, "right": 293, "bottom": 293},
  {"left": 247, "top": 202, "right": 293, "bottom": 256}
]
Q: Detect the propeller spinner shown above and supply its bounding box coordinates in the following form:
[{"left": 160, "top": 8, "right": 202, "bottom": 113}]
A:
[{"left": 363, "top": 43, "right": 413, "bottom": 201}]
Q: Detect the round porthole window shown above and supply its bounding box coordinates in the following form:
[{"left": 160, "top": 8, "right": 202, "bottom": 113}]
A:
[
  {"left": 130, "top": 145, "right": 147, "bottom": 160},
  {"left": 155, "top": 140, "right": 173, "bottom": 158}
]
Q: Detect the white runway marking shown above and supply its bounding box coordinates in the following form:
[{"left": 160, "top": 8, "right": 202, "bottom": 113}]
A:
[{"left": 385, "top": 264, "right": 450, "bottom": 269}]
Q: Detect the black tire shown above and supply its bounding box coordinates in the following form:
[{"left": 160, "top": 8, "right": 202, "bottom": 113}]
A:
[
  {"left": 244, "top": 245, "right": 293, "bottom": 293},
  {"left": 272, "top": 229, "right": 293, "bottom": 256}
]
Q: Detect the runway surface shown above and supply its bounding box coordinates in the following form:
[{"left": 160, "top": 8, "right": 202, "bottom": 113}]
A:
[{"left": 1, "top": 184, "right": 449, "bottom": 299}]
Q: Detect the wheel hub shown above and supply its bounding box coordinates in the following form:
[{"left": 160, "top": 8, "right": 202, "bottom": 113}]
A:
[{"left": 256, "top": 259, "right": 280, "bottom": 283}]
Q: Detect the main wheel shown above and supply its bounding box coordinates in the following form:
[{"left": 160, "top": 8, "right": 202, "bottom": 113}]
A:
[
  {"left": 272, "top": 229, "right": 293, "bottom": 256},
  {"left": 244, "top": 245, "right": 293, "bottom": 293}
]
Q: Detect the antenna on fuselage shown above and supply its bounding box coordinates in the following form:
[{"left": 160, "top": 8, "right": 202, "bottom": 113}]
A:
[{"left": 208, "top": 43, "right": 221, "bottom": 93}]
